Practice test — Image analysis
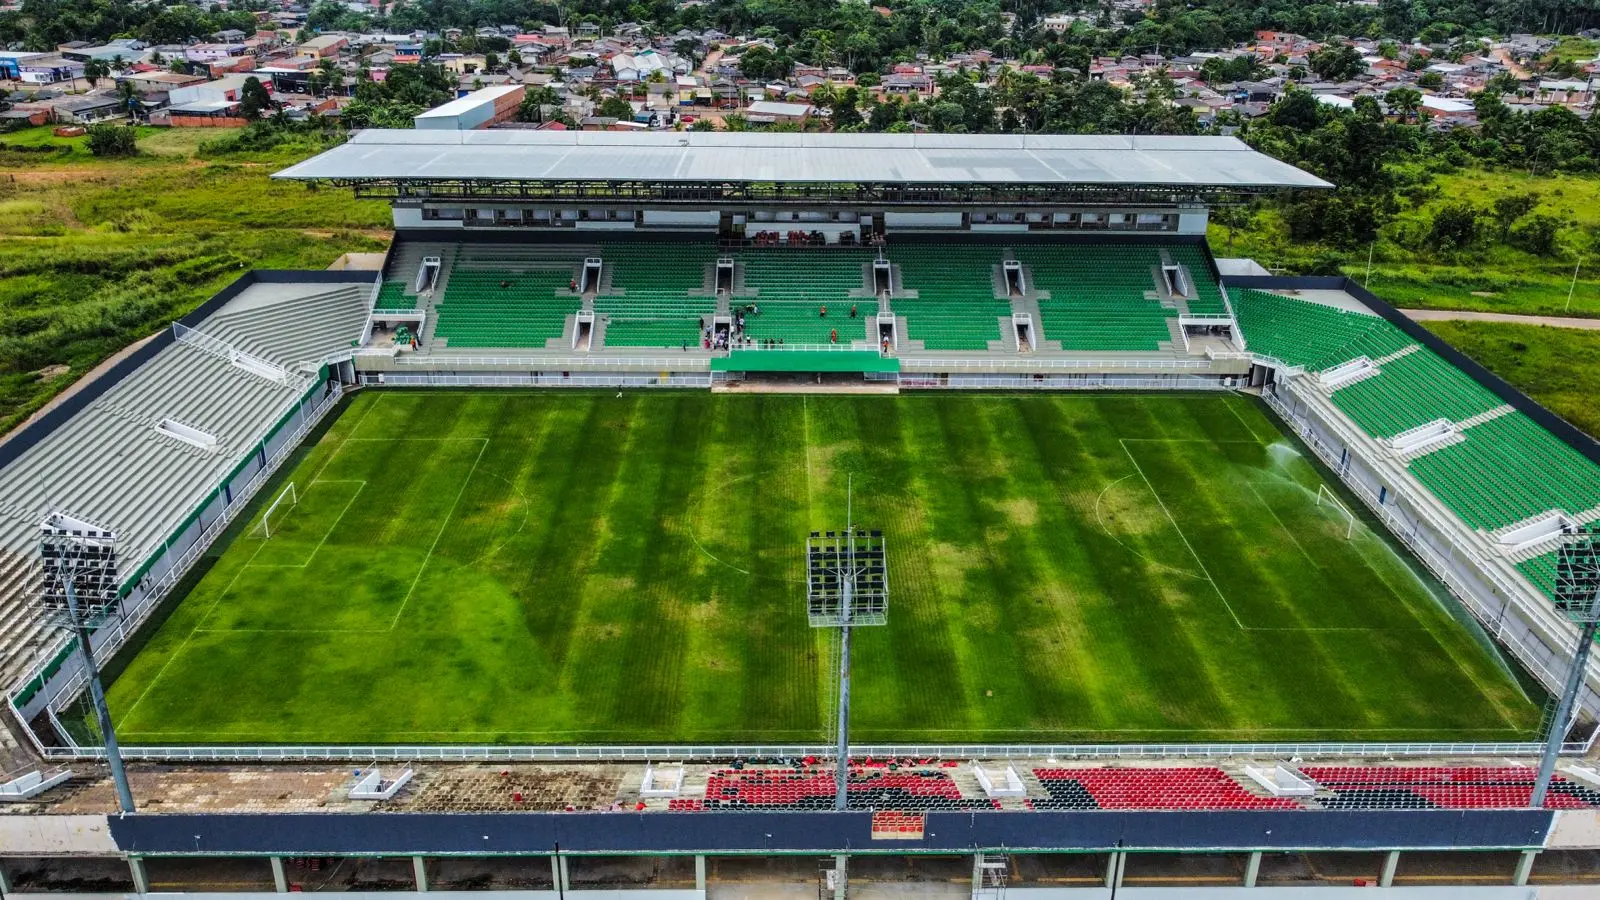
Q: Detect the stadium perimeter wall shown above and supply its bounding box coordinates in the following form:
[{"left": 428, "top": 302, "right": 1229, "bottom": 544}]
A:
[{"left": 102, "top": 809, "right": 1556, "bottom": 855}]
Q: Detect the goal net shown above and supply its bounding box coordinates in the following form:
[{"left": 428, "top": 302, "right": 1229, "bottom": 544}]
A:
[
  {"left": 253, "top": 483, "right": 297, "bottom": 539},
  {"left": 1315, "top": 484, "right": 1356, "bottom": 540}
]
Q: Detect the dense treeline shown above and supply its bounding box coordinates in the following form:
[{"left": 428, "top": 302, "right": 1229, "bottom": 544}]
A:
[{"left": 4, "top": 0, "right": 1597, "bottom": 60}]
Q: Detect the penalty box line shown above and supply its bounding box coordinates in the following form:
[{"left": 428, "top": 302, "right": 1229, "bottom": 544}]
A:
[{"left": 1118, "top": 438, "right": 1420, "bottom": 634}]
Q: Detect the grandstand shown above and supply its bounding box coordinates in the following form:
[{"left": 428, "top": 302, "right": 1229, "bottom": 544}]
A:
[{"left": 3, "top": 133, "right": 1600, "bottom": 899}]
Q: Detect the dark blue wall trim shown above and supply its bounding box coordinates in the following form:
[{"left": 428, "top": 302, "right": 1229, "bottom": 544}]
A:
[
  {"left": 1223, "top": 275, "right": 1600, "bottom": 467},
  {"left": 0, "top": 270, "right": 377, "bottom": 471},
  {"left": 107, "top": 809, "right": 1552, "bottom": 856}
]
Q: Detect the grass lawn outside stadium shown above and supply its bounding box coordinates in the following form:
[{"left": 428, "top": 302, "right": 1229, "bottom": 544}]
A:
[{"left": 102, "top": 390, "right": 1542, "bottom": 746}]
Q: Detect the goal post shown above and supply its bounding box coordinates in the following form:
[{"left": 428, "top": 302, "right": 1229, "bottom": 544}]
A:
[
  {"left": 1315, "top": 484, "right": 1356, "bottom": 540},
  {"left": 254, "top": 483, "right": 297, "bottom": 539}
]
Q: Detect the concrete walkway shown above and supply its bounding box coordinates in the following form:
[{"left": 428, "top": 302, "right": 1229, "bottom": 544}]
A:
[{"left": 1399, "top": 309, "right": 1600, "bottom": 330}]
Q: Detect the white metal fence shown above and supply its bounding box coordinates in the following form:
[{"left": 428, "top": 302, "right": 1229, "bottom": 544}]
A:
[
  {"left": 364, "top": 373, "right": 713, "bottom": 388},
  {"left": 898, "top": 356, "right": 1226, "bottom": 371},
  {"left": 31, "top": 739, "right": 1582, "bottom": 763},
  {"left": 388, "top": 355, "right": 713, "bottom": 370}
]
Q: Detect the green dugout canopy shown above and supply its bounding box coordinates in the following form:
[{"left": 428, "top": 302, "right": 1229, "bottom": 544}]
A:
[{"left": 711, "top": 350, "right": 901, "bottom": 374}]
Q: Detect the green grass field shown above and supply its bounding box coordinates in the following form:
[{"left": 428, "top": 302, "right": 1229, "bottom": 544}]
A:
[{"left": 104, "top": 390, "right": 1541, "bottom": 745}]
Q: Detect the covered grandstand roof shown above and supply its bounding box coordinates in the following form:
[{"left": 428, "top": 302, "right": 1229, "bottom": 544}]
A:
[{"left": 274, "top": 132, "right": 1332, "bottom": 190}]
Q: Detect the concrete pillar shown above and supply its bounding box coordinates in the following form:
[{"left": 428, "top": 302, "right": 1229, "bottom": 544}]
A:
[
  {"left": 834, "top": 853, "right": 848, "bottom": 900},
  {"left": 412, "top": 856, "right": 428, "bottom": 892},
  {"left": 1514, "top": 849, "right": 1538, "bottom": 887},
  {"left": 1379, "top": 850, "right": 1400, "bottom": 888},
  {"left": 971, "top": 854, "right": 983, "bottom": 899},
  {"left": 270, "top": 857, "right": 289, "bottom": 893},
  {"left": 1105, "top": 852, "right": 1125, "bottom": 889},
  {"left": 695, "top": 855, "right": 707, "bottom": 891},
  {"left": 128, "top": 856, "right": 150, "bottom": 895},
  {"left": 0, "top": 862, "right": 13, "bottom": 895},
  {"left": 1243, "top": 851, "right": 1261, "bottom": 888},
  {"left": 550, "top": 856, "right": 561, "bottom": 890},
  {"left": 557, "top": 856, "right": 570, "bottom": 893}
]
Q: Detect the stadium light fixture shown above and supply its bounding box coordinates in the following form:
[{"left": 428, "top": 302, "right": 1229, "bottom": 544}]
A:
[
  {"left": 1532, "top": 534, "right": 1600, "bottom": 809},
  {"left": 38, "top": 512, "right": 135, "bottom": 814},
  {"left": 805, "top": 476, "right": 888, "bottom": 813}
]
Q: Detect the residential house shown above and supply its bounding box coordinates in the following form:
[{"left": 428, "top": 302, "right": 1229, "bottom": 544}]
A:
[
  {"left": 185, "top": 43, "right": 248, "bottom": 63},
  {"left": 16, "top": 57, "right": 83, "bottom": 85},
  {"left": 299, "top": 34, "right": 349, "bottom": 58},
  {"left": 50, "top": 93, "right": 125, "bottom": 123},
  {"left": 745, "top": 99, "right": 811, "bottom": 125}
]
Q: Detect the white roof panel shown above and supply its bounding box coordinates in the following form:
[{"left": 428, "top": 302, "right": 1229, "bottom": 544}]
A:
[{"left": 276, "top": 130, "right": 1332, "bottom": 188}]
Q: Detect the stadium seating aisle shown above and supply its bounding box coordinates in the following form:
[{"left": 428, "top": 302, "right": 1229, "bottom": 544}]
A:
[
  {"left": 890, "top": 245, "right": 1011, "bottom": 350},
  {"left": 1165, "top": 245, "right": 1230, "bottom": 316},
  {"left": 1016, "top": 243, "right": 1178, "bottom": 351},
  {"left": 1301, "top": 766, "right": 1600, "bottom": 810}
]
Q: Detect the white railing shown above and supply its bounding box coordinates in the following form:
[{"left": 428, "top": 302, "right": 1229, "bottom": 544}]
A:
[
  {"left": 368, "top": 373, "right": 713, "bottom": 388},
  {"left": 31, "top": 739, "right": 1584, "bottom": 763},
  {"left": 391, "top": 355, "right": 714, "bottom": 370},
  {"left": 732, "top": 343, "right": 880, "bottom": 353},
  {"left": 8, "top": 383, "right": 347, "bottom": 725},
  {"left": 897, "top": 357, "right": 1226, "bottom": 371},
  {"left": 1206, "top": 348, "right": 1304, "bottom": 376},
  {"left": 172, "top": 323, "right": 305, "bottom": 389}
]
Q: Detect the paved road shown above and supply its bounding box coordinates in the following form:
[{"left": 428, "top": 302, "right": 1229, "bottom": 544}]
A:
[{"left": 1399, "top": 309, "right": 1600, "bottom": 331}]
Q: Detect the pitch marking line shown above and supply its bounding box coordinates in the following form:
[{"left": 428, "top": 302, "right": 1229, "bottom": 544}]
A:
[
  {"left": 1244, "top": 480, "right": 1321, "bottom": 570},
  {"left": 1118, "top": 439, "right": 1425, "bottom": 634},
  {"left": 236, "top": 482, "right": 365, "bottom": 570},
  {"left": 1118, "top": 439, "right": 1247, "bottom": 631},
  {"left": 1090, "top": 474, "right": 1207, "bottom": 581},
  {"left": 389, "top": 437, "right": 489, "bottom": 630}
]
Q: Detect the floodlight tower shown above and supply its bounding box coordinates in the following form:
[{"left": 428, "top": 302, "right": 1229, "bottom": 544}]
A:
[
  {"left": 805, "top": 476, "right": 888, "bottom": 812},
  {"left": 39, "top": 512, "right": 135, "bottom": 814},
  {"left": 1531, "top": 535, "right": 1600, "bottom": 809}
]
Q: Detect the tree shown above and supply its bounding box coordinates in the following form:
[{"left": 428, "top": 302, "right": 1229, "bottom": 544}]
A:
[
  {"left": 82, "top": 58, "right": 109, "bottom": 87},
  {"left": 1384, "top": 87, "right": 1421, "bottom": 120},
  {"left": 1492, "top": 192, "right": 1540, "bottom": 238},
  {"left": 517, "top": 85, "right": 561, "bottom": 122},
  {"left": 85, "top": 123, "right": 137, "bottom": 157},
  {"left": 597, "top": 95, "right": 633, "bottom": 120},
  {"left": 1510, "top": 214, "right": 1561, "bottom": 256},
  {"left": 1417, "top": 71, "right": 1443, "bottom": 90},
  {"left": 688, "top": 117, "right": 718, "bottom": 131},
  {"left": 1427, "top": 202, "right": 1480, "bottom": 251},
  {"left": 238, "top": 75, "right": 273, "bottom": 120},
  {"left": 1309, "top": 44, "right": 1365, "bottom": 82}
]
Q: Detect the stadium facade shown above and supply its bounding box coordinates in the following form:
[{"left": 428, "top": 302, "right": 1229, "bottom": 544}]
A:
[{"left": 3, "top": 133, "right": 1600, "bottom": 897}]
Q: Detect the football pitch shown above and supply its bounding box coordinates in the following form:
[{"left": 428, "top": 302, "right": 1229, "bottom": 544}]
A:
[{"left": 104, "top": 390, "right": 1542, "bottom": 744}]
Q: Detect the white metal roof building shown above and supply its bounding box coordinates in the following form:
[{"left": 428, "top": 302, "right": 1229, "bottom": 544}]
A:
[{"left": 276, "top": 131, "right": 1332, "bottom": 192}]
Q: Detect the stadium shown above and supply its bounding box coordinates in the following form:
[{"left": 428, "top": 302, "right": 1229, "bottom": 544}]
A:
[{"left": 3, "top": 132, "right": 1600, "bottom": 896}]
